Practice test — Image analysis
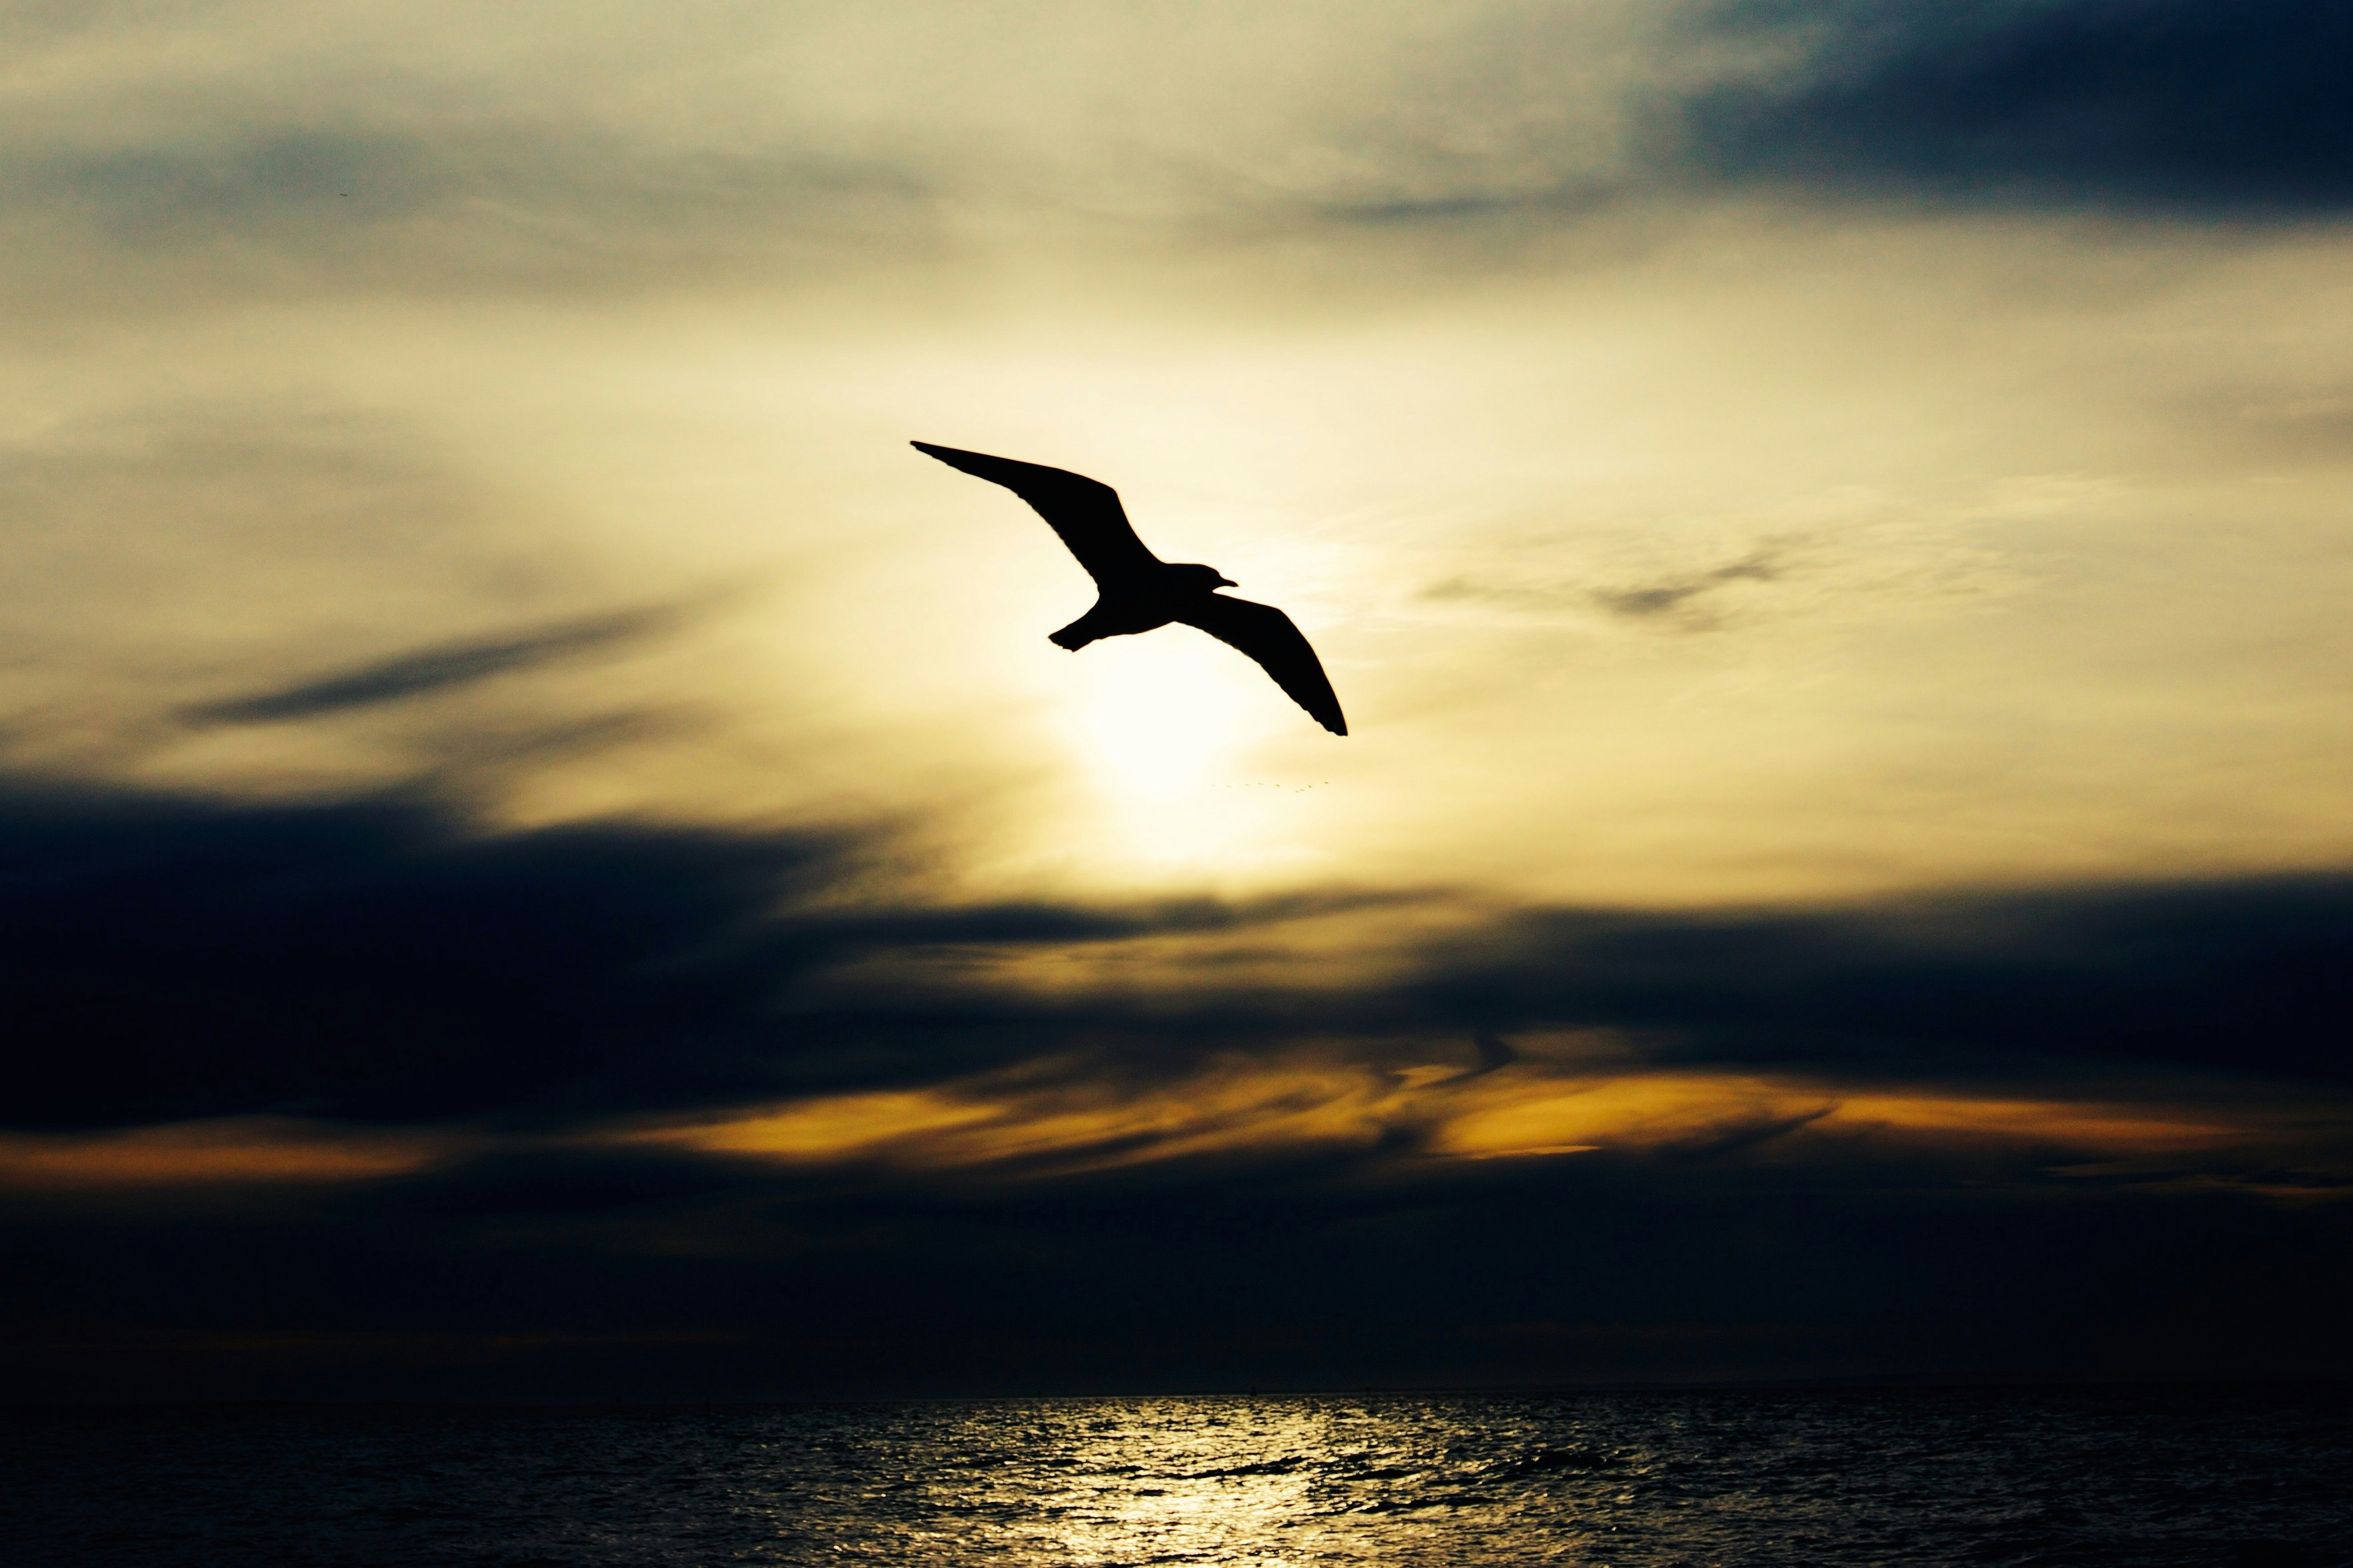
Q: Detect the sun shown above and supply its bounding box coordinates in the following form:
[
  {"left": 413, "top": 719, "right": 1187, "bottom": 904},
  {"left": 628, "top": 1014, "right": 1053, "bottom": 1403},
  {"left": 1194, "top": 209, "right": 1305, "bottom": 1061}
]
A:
[
  {"left": 1063, "top": 636, "right": 1262, "bottom": 800},
  {"left": 1041, "top": 630, "right": 1330, "bottom": 876}
]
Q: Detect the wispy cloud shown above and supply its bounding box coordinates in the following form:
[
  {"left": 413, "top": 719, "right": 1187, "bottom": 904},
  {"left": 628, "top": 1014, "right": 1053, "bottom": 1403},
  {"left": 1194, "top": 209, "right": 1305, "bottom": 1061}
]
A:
[
  {"left": 1590, "top": 547, "right": 1784, "bottom": 621},
  {"left": 11, "top": 0, "right": 2341, "bottom": 329},
  {"left": 1422, "top": 546, "right": 1791, "bottom": 628},
  {"left": 0, "top": 119, "right": 942, "bottom": 310},
  {"left": 181, "top": 606, "right": 688, "bottom": 725}
]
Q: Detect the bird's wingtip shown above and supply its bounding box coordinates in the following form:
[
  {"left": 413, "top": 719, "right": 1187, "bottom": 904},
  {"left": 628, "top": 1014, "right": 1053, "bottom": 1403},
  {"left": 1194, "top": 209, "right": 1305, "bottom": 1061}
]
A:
[{"left": 911, "top": 440, "right": 973, "bottom": 468}]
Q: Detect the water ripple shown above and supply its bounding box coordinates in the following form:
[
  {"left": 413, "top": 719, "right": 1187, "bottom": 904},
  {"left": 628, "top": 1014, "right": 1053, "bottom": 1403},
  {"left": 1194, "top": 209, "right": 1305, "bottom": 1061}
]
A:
[{"left": 7, "top": 1389, "right": 2350, "bottom": 1566}]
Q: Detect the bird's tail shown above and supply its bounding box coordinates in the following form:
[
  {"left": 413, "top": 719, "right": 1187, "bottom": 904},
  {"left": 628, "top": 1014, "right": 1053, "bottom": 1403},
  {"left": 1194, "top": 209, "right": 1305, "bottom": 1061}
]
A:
[{"left": 1049, "top": 600, "right": 1113, "bottom": 650}]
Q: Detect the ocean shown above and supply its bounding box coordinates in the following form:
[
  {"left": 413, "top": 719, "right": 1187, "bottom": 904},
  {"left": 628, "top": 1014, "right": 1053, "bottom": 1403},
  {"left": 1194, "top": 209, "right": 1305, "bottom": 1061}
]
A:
[{"left": 8, "top": 1387, "right": 2348, "bottom": 1566}]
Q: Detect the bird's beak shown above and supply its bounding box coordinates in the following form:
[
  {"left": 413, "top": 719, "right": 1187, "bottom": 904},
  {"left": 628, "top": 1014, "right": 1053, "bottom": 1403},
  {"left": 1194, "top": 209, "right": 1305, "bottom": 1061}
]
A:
[{"left": 1217, "top": 575, "right": 1236, "bottom": 588}]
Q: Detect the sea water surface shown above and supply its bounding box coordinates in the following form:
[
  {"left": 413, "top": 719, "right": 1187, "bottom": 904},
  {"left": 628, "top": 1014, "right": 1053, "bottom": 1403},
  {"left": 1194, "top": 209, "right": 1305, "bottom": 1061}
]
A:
[{"left": 9, "top": 1388, "right": 2350, "bottom": 1566}]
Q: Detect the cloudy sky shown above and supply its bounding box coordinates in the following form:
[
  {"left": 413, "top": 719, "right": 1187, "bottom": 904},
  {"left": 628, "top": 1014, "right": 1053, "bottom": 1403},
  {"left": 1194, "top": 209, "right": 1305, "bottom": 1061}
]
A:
[{"left": 5, "top": 0, "right": 2350, "bottom": 1398}]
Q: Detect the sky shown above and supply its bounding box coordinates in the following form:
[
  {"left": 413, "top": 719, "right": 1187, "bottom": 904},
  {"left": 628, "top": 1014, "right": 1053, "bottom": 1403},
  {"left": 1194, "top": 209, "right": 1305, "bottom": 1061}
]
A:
[{"left": 4, "top": 0, "right": 2351, "bottom": 1399}]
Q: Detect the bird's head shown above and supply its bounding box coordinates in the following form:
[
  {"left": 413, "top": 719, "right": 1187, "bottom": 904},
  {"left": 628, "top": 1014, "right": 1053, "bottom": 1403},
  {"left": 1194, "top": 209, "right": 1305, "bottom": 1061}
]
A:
[{"left": 1171, "top": 563, "right": 1236, "bottom": 592}]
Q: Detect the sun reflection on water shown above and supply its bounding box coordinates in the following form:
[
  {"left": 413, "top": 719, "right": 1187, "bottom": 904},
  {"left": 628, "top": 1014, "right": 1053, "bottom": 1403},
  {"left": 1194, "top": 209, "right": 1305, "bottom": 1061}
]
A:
[
  {"left": 31, "top": 1391, "right": 2344, "bottom": 1563},
  {"left": 1047, "top": 1403, "right": 1344, "bottom": 1563},
  {"left": 882, "top": 1397, "right": 1528, "bottom": 1565}
]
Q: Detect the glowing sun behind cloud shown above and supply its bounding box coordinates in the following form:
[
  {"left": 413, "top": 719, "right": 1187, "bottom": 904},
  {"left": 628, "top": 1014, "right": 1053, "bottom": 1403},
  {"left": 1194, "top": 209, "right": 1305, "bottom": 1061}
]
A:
[
  {"left": 1048, "top": 629, "right": 1333, "bottom": 877},
  {"left": 1065, "top": 639, "right": 1256, "bottom": 799}
]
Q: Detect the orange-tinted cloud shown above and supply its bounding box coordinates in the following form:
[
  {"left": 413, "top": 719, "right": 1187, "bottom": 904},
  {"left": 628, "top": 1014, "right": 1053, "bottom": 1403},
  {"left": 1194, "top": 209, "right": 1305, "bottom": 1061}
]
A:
[
  {"left": 0, "top": 1116, "right": 456, "bottom": 1189},
  {"left": 626, "top": 1049, "right": 2310, "bottom": 1183}
]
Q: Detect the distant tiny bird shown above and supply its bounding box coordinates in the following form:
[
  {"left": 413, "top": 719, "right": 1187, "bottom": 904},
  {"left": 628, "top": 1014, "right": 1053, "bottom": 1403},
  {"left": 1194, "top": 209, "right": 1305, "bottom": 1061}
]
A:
[{"left": 913, "top": 442, "right": 1346, "bottom": 735}]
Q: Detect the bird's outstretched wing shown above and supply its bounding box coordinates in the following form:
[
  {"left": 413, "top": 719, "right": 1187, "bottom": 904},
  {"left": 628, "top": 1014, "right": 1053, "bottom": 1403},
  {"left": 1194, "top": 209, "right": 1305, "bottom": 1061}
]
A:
[
  {"left": 912, "top": 442, "right": 1162, "bottom": 591},
  {"left": 1170, "top": 594, "right": 1347, "bottom": 736}
]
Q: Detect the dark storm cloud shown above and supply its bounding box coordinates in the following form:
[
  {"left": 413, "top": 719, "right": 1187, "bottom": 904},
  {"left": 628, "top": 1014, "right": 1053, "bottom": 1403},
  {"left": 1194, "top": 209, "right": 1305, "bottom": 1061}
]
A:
[
  {"left": 1304, "top": 1, "right": 2353, "bottom": 232},
  {"left": 806, "top": 870, "right": 2353, "bottom": 1096},
  {"left": 8, "top": 778, "right": 2352, "bottom": 1144},
  {"left": 0, "top": 784, "right": 1406, "bottom": 1132},
  {"left": 1682, "top": 0, "right": 2353, "bottom": 211},
  {"left": 0, "top": 788, "right": 836, "bottom": 1129},
  {"left": 1405, "top": 880, "right": 2353, "bottom": 1084},
  {"left": 13, "top": 1091, "right": 2350, "bottom": 1401},
  {"left": 182, "top": 606, "right": 688, "bottom": 725},
  {"left": 6, "top": 778, "right": 2352, "bottom": 1398}
]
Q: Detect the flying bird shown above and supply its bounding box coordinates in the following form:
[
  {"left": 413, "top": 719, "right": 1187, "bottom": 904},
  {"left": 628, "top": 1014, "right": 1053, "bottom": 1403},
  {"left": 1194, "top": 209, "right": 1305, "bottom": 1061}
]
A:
[{"left": 912, "top": 442, "right": 1346, "bottom": 735}]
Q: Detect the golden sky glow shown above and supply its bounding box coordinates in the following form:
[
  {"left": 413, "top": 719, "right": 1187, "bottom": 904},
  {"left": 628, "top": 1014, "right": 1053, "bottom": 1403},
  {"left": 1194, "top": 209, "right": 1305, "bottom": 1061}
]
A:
[
  {"left": 7, "top": 3, "right": 2353, "bottom": 1399},
  {"left": 9, "top": 6, "right": 2353, "bottom": 910}
]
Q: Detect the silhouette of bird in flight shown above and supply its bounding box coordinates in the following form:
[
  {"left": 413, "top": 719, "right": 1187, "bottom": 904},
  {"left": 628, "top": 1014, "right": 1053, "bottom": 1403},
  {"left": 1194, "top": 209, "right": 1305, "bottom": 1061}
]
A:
[{"left": 913, "top": 442, "right": 1346, "bottom": 735}]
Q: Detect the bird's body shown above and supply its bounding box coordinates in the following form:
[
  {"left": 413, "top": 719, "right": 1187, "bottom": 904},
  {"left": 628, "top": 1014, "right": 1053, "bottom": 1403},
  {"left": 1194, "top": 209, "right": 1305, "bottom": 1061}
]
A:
[
  {"left": 1047, "top": 562, "right": 1231, "bottom": 650},
  {"left": 912, "top": 441, "right": 1346, "bottom": 735}
]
